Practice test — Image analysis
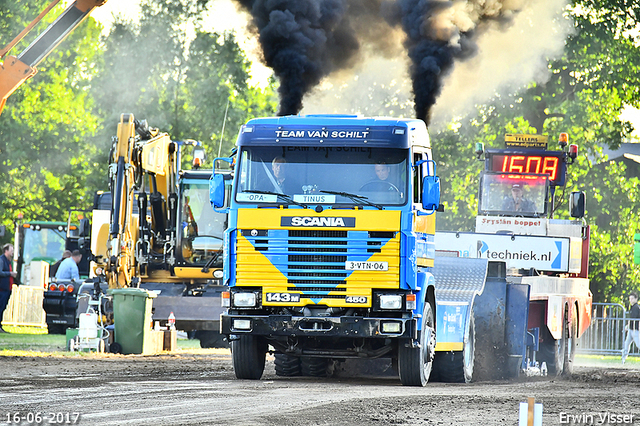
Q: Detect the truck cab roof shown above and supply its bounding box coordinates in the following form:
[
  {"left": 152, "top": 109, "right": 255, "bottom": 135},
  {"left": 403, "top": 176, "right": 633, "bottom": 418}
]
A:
[{"left": 237, "top": 115, "right": 430, "bottom": 149}]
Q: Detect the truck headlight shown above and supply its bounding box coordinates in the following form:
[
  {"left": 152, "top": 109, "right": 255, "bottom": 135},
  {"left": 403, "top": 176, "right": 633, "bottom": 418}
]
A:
[
  {"left": 379, "top": 294, "right": 403, "bottom": 310},
  {"left": 233, "top": 292, "right": 257, "bottom": 307}
]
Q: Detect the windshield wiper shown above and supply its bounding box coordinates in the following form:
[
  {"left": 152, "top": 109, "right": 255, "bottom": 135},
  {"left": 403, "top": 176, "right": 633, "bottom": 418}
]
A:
[
  {"left": 320, "top": 190, "right": 383, "bottom": 210},
  {"left": 242, "top": 190, "right": 308, "bottom": 208}
]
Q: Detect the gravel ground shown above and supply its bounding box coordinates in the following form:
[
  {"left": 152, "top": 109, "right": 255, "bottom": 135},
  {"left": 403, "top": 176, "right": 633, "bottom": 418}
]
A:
[{"left": 1, "top": 351, "right": 639, "bottom": 426}]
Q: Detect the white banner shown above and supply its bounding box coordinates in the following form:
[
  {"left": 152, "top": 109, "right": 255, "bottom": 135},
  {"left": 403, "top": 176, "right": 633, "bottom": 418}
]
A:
[{"left": 435, "top": 231, "right": 570, "bottom": 272}]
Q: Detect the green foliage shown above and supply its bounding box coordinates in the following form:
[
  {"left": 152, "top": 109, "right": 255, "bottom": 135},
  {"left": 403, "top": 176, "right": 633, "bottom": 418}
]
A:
[
  {"left": 0, "top": 1, "right": 102, "bottom": 245},
  {"left": 90, "top": 0, "right": 277, "bottom": 171}
]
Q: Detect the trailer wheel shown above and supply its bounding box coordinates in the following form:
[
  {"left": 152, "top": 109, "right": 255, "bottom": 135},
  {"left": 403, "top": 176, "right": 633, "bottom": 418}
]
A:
[
  {"left": 398, "top": 301, "right": 435, "bottom": 386},
  {"left": 301, "top": 357, "right": 335, "bottom": 377},
  {"left": 432, "top": 309, "right": 475, "bottom": 383},
  {"left": 539, "top": 327, "right": 565, "bottom": 376},
  {"left": 274, "top": 353, "right": 302, "bottom": 377},
  {"left": 562, "top": 313, "right": 577, "bottom": 376},
  {"left": 232, "top": 335, "right": 267, "bottom": 380}
]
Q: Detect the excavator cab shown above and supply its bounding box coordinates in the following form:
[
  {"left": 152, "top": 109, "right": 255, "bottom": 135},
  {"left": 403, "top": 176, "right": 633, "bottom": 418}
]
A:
[{"left": 175, "top": 171, "right": 226, "bottom": 268}]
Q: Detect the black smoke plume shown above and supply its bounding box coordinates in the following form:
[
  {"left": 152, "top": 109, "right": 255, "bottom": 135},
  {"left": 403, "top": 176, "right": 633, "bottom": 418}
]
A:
[
  {"left": 385, "top": 0, "right": 525, "bottom": 123},
  {"left": 236, "top": 0, "right": 361, "bottom": 116},
  {"left": 237, "top": 0, "right": 527, "bottom": 122}
]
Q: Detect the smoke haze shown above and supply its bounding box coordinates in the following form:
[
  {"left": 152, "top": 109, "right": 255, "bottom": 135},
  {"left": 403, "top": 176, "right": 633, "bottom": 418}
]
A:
[
  {"left": 235, "top": 0, "right": 571, "bottom": 123},
  {"left": 430, "top": 0, "right": 572, "bottom": 125}
]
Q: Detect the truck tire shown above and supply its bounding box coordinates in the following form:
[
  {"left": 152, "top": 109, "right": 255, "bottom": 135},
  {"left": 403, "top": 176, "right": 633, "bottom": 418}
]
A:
[
  {"left": 398, "top": 301, "right": 435, "bottom": 386},
  {"left": 232, "top": 335, "right": 267, "bottom": 380},
  {"left": 301, "top": 357, "right": 335, "bottom": 377},
  {"left": 562, "top": 313, "right": 577, "bottom": 376},
  {"left": 433, "top": 309, "right": 475, "bottom": 383},
  {"left": 195, "top": 330, "right": 229, "bottom": 349},
  {"left": 274, "top": 353, "right": 302, "bottom": 376},
  {"left": 539, "top": 327, "right": 565, "bottom": 376}
]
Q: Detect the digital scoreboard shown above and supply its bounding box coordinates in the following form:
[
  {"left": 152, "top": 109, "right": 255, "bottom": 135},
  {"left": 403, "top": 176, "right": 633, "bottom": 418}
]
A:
[{"left": 485, "top": 149, "right": 567, "bottom": 186}]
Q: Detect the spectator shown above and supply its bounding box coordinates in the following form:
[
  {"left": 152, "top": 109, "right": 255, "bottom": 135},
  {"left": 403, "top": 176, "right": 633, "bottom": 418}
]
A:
[
  {"left": 55, "top": 250, "right": 82, "bottom": 281},
  {"left": 49, "top": 250, "right": 72, "bottom": 278},
  {"left": 622, "top": 292, "right": 640, "bottom": 364},
  {"left": 0, "top": 243, "right": 17, "bottom": 332}
]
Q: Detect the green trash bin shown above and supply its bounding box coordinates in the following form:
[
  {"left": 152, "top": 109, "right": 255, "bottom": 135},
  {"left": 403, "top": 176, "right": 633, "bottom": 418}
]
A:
[{"left": 109, "top": 288, "right": 157, "bottom": 354}]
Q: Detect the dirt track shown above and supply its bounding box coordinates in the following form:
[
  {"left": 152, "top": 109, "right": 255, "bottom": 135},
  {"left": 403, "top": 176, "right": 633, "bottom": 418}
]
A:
[{"left": 1, "top": 352, "right": 639, "bottom": 426}]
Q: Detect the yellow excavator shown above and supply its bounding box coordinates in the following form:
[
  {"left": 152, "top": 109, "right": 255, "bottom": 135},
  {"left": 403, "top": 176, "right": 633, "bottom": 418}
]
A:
[
  {"left": 0, "top": 0, "right": 106, "bottom": 115},
  {"left": 88, "top": 114, "right": 228, "bottom": 348}
]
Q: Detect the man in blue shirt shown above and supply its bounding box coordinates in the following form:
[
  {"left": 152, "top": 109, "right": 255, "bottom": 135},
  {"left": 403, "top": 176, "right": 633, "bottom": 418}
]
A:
[{"left": 55, "top": 250, "right": 82, "bottom": 281}]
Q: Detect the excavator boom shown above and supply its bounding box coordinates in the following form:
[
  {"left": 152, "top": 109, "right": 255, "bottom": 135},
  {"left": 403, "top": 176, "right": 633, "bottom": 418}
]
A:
[{"left": 0, "top": 0, "right": 107, "bottom": 115}]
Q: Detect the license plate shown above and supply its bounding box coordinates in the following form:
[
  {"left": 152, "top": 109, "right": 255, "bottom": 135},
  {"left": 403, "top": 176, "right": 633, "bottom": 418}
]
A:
[
  {"left": 345, "top": 261, "right": 389, "bottom": 271},
  {"left": 265, "top": 292, "right": 301, "bottom": 303}
]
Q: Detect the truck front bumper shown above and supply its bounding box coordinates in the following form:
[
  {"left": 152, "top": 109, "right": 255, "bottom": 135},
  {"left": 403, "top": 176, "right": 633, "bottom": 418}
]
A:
[{"left": 221, "top": 314, "right": 417, "bottom": 339}]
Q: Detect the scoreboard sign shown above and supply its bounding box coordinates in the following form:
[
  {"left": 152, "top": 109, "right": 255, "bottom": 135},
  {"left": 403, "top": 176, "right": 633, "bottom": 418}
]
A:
[{"left": 485, "top": 149, "right": 567, "bottom": 186}]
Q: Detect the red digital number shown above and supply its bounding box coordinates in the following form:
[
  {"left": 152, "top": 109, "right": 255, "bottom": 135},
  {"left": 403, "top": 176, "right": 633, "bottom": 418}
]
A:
[
  {"left": 541, "top": 157, "right": 558, "bottom": 181},
  {"left": 499, "top": 155, "right": 558, "bottom": 181}
]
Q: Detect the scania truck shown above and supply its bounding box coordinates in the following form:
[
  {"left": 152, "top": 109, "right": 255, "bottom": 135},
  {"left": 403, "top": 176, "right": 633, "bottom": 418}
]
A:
[{"left": 211, "top": 114, "right": 449, "bottom": 386}]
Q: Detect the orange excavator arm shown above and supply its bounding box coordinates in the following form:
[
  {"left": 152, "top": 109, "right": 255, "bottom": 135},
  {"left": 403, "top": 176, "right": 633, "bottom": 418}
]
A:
[{"left": 0, "top": 0, "right": 107, "bottom": 115}]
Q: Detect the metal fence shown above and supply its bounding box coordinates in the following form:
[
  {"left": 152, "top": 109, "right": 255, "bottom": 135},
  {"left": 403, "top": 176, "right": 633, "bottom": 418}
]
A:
[{"left": 577, "top": 302, "right": 639, "bottom": 357}]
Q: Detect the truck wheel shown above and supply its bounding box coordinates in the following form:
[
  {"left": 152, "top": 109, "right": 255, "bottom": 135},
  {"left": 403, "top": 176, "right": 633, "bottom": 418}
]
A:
[
  {"left": 539, "top": 328, "right": 565, "bottom": 376},
  {"left": 274, "top": 353, "right": 302, "bottom": 376},
  {"left": 562, "top": 313, "right": 577, "bottom": 376},
  {"left": 301, "top": 357, "right": 335, "bottom": 377},
  {"left": 398, "top": 301, "right": 436, "bottom": 386},
  {"left": 433, "top": 309, "right": 475, "bottom": 383},
  {"left": 232, "top": 335, "right": 267, "bottom": 380},
  {"left": 196, "top": 330, "right": 229, "bottom": 349}
]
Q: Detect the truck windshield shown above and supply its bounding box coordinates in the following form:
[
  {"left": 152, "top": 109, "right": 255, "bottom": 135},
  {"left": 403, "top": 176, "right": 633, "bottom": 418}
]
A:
[
  {"left": 478, "top": 173, "right": 548, "bottom": 217},
  {"left": 179, "top": 181, "right": 225, "bottom": 264},
  {"left": 236, "top": 146, "right": 408, "bottom": 206},
  {"left": 21, "top": 226, "right": 66, "bottom": 278}
]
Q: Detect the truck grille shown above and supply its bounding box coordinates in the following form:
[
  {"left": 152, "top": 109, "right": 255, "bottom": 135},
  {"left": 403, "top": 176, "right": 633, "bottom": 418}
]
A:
[{"left": 236, "top": 228, "right": 400, "bottom": 300}]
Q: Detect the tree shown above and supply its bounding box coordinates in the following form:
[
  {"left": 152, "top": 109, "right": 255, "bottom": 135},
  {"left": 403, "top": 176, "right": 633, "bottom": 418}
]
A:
[
  {"left": 89, "top": 0, "right": 277, "bottom": 172},
  {"left": 0, "top": 0, "right": 103, "bottom": 245}
]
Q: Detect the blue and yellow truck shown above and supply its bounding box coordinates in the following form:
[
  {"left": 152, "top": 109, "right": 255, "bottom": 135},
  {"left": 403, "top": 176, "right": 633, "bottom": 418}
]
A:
[{"left": 210, "top": 114, "right": 464, "bottom": 386}]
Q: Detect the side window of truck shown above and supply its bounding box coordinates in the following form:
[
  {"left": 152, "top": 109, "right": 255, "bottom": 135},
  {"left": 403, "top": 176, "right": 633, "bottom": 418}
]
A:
[{"left": 413, "top": 152, "right": 424, "bottom": 204}]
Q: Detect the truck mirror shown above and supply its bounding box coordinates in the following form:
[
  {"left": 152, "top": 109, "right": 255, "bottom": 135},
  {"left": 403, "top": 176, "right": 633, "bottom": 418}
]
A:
[
  {"left": 421, "top": 175, "right": 441, "bottom": 211},
  {"left": 210, "top": 173, "right": 226, "bottom": 210},
  {"left": 79, "top": 218, "right": 91, "bottom": 237},
  {"left": 569, "top": 191, "right": 585, "bottom": 218}
]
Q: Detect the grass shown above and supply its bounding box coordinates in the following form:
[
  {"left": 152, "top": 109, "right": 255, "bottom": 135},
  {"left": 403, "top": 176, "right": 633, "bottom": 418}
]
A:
[
  {"left": 0, "top": 329, "right": 207, "bottom": 357},
  {"left": 575, "top": 353, "right": 640, "bottom": 367}
]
